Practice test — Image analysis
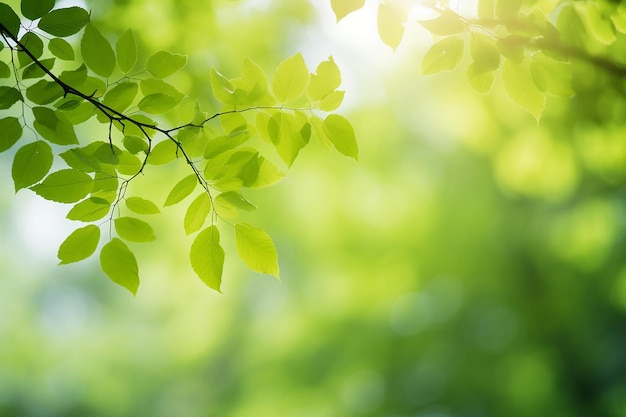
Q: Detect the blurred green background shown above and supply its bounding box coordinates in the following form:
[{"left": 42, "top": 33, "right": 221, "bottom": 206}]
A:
[{"left": 1, "top": 0, "right": 626, "bottom": 416}]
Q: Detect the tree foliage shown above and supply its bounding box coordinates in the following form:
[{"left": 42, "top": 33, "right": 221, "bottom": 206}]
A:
[
  {"left": 0, "top": 0, "right": 355, "bottom": 294},
  {"left": 332, "top": 0, "right": 626, "bottom": 120}
]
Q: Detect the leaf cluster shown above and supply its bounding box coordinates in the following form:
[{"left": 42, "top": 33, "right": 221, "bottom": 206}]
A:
[
  {"left": 0, "top": 0, "right": 357, "bottom": 294},
  {"left": 332, "top": 0, "right": 626, "bottom": 121}
]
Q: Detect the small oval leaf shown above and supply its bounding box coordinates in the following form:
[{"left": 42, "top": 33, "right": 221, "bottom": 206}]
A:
[
  {"left": 146, "top": 50, "right": 187, "bottom": 79},
  {"left": 235, "top": 223, "right": 279, "bottom": 278},
  {"left": 184, "top": 193, "right": 212, "bottom": 235},
  {"left": 272, "top": 53, "right": 309, "bottom": 103},
  {"left": 100, "top": 238, "right": 139, "bottom": 295},
  {"left": 0, "top": 117, "right": 23, "bottom": 152},
  {"left": 12, "top": 141, "right": 53, "bottom": 191},
  {"left": 58, "top": 225, "right": 100, "bottom": 265},
  {"left": 190, "top": 226, "right": 225, "bottom": 292},
  {"left": 114, "top": 216, "right": 156, "bottom": 242},
  {"left": 164, "top": 174, "right": 198, "bottom": 206},
  {"left": 30, "top": 169, "right": 93, "bottom": 203},
  {"left": 126, "top": 197, "right": 160, "bottom": 215},
  {"left": 81, "top": 23, "right": 116, "bottom": 77},
  {"left": 116, "top": 29, "right": 137, "bottom": 73},
  {"left": 324, "top": 114, "right": 358, "bottom": 160},
  {"left": 67, "top": 197, "right": 111, "bottom": 221},
  {"left": 22, "top": 0, "right": 55, "bottom": 20},
  {"left": 38, "top": 7, "right": 89, "bottom": 37}
]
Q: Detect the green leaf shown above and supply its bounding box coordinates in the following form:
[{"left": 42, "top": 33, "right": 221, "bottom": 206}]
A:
[
  {"left": 216, "top": 191, "right": 256, "bottom": 212},
  {"left": 164, "top": 174, "right": 198, "bottom": 206},
  {"left": 184, "top": 193, "right": 212, "bottom": 235},
  {"left": 22, "top": 0, "right": 55, "bottom": 20},
  {"left": 0, "top": 3, "right": 21, "bottom": 37},
  {"left": 26, "top": 80, "right": 63, "bottom": 105},
  {"left": 102, "top": 82, "right": 138, "bottom": 112},
  {"left": 18, "top": 32, "right": 44, "bottom": 67},
  {"left": 58, "top": 225, "right": 100, "bottom": 265},
  {"left": 0, "top": 87, "right": 23, "bottom": 109},
  {"left": 230, "top": 57, "right": 271, "bottom": 105},
  {"left": 470, "top": 33, "right": 500, "bottom": 71},
  {"left": 137, "top": 93, "right": 178, "bottom": 114},
  {"left": 557, "top": 5, "right": 587, "bottom": 48},
  {"left": 0, "top": 61, "right": 10, "bottom": 78},
  {"left": 308, "top": 56, "right": 342, "bottom": 102},
  {"left": 31, "top": 169, "right": 93, "bottom": 203},
  {"left": 324, "top": 114, "right": 358, "bottom": 160},
  {"left": 502, "top": 58, "right": 546, "bottom": 121},
  {"left": 422, "top": 36, "right": 464, "bottom": 75},
  {"left": 378, "top": 1, "right": 406, "bottom": 50},
  {"left": 146, "top": 50, "right": 187, "bottom": 79},
  {"left": 146, "top": 139, "right": 178, "bottom": 165},
  {"left": 116, "top": 29, "right": 137, "bottom": 73},
  {"left": 466, "top": 63, "right": 495, "bottom": 94},
  {"left": 38, "top": 7, "right": 89, "bottom": 37},
  {"left": 123, "top": 135, "right": 148, "bottom": 154},
  {"left": 235, "top": 223, "right": 279, "bottom": 278},
  {"left": 267, "top": 112, "right": 309, "bottom": 166},
  {"left": 319, "top": 90, "right": 345, "bottom": 111},
  {"left": 584, "top": 2, "right": 616, "bottom": 45},
  {"left": 32, "top": 106, "right": 79, "bottom": 145},
  {"left": 48, "top": 38, "right": 75, "bottom": 60},
  {"left": 530, "top": 53, "right": 573, "bottom": 98},
  {"left": 81, "top": 23, "right": 116, "bottom": 77},
  {"left": 331, "top": 0, "right": 365, "bottom": 22},
  {"left": 100, "top": 238, "right": 139, "bottom": 295},
  {"left": 0, "top": 117, "right": 23, "bottom": 152},
  {"left": 115, "top": 151, "right": 142, "bottom": 176},
  {"left": 140, "top": 78, "right": 184, "bottom": 101},
  {"left": 210, "top": 68, "right": 237, "bottom": 105},
  {"left": 272, "top": 53, "right": 309, "bottom": 103},
  {"left": 22, "top": 57, "right": 55, "bottom": 79},
  {"left": 67, "top": 197, "right": 111, "bottom": 221},
  {"left": 126, "top": 197, "right": 160, "bottom": 215},
  {"left": 419, "top": 10, "right": 465, "bottom": 36},
  {"left": 203, "top": 130, "right": 251, "bottom": 159},
  {"left": 190, "top": 225, "right": 225, "bottom": 292},
  {"left": 12, "top": 141, "right": 53, "bottom": 191},
  {"left": 114, "top": 217, "right": 156, "bottom": 243},
  {"left": 249, "top": 157, "right": 285, "bottom": 189}
]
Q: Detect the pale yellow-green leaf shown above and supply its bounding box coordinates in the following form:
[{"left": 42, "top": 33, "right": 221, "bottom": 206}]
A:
[
  {"left": 114, "top": 217, "right": 156, "bottom": 243},
  {"left": 324, "top": 114, "right": 358, "bottom": 160},
  {"left": 421, "top": 37, "right": 464, "bottom": 75},
  {"left": 58, "top": 225, "right": 100, "bottom": 265},
  {"left": 164, "top": 174, "right": 198, "bottom": 206},
  {"left": 308, "top": 56, "right": 342, "bottom": 102},
  {"left": 419, "top": 10, "right": 465, "bottom": 36},
  {"left": 184, "top": 193, "right": 212, "bottom": 235},
  {"left": 378, "top": 1, "right": 406, "bottom": 50},
  {"left": 331, "top": 0, "right": 365, "bottom": 22},
  {"left": 125, "top": 197, "right": 160, "bottom": 215},
  {"left": 249, "top": 157, "right": 286, "bottom": 189},
  {"left": 235, "top": 223, "right": 279, "bottom": 278},
  {"left": 100, "top": 238, "right": 140, "bottom": 295},
  {"left": 190, "top": 226, "right": 225, "bottom": 292},
  {"left": 502, "top": 59, "right": 546, "bottom": 121},
  {"left": 466, "top": 63, "right": 495, "bottom": 94},
  {"left": 470, "top": 33, "right": 500, "bottom": 72},
  {"left": 581, "top": 2, "right": 616, "bottom": 45},
  {"left": 530, "top": 53, "right": 574, "bottom": 98},
  {"left": 272, "top": 53, "right": 309, "bottom": 103}
]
